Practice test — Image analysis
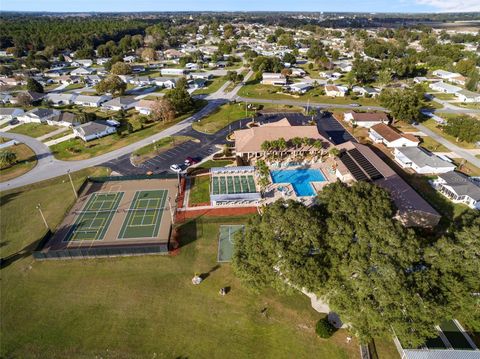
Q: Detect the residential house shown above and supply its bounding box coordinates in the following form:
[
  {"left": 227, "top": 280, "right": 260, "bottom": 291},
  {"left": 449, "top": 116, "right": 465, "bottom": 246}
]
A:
[
  {"left": 369, "top": 123, "right": 419, "bottom": 148},
  {"left": 0, "top": 108, "right": 24, "bottom": 121},
  {"left": 130, "top": 76, "right": 152, "bottom": 86},
  {"left": 290, "top": 67, "right": 306, "bottom": 77},
  {"left": 0, "top": 93, "right": 12, "bottom": 104},
  {"left": 73, "top": 95, "right": 111, "bottom": 107},
  {"left": 261, "top": 73, "right": 287, "bottom": 86},
  {"left": 73, "top": 120, "right": 117, "bottom": 142},
  {"left": 45, "top": 93, "right": 76, "bottom": 106},
  {"left": 84, "top": 75, "right": 102, "bottom": 85},
  {"left": 135, "top": 100, "right": 155, "bottom": 115},
  {"left": 0, "top": 77, "right": 26, "bottom": 86},
  {"left": 18, "top": 108, "right": 60, "bottom": 123},
  {"left": 71, "top": 59, "right": 93, "bottom": 67},
  {"left": 54, "top": 75, "right": 81, "bottom": 84},
  {"left": 343, "top": 111, "right": 389, "bottom": 128},
  {"left": 431, "top": 171, "right": 480, "bottom": 210},
  {"left": 352, "top": 86, "right": 380, "bottom": 97},
  {"left": 154, "top": 77, "right": 178, "bottom": 89},
  {"left": 160, "top": 68, "right": 187, "bottom": 76},
  {"left": 432, "top": 70, "right": 466, "bottom": 86},
  {"left": 10, "top": 91, "right": 45, "bottom": 104},
  {"left": 123, "top": 55, "right": 137, "bottom": 63},
  {"left": 190, "top": 72, "right": 213, "bottom": 80},
  {"left": 185, "top": 63, "right": 200, "bottom": 70},
  {"left": 131, "top": 65, "right": 146, "bottom": 73},
  {"left": 393, "top": 147, "right": 456, "bottom": 174},
  {"left": 429, "top": 81, "right": 462, "bottom": 94},
  {"left": 324, "top": 85, "right": 347, "bottom": 97},
  {"left": 287, "top": 82, "right": 312, "bottom": 94},
  {"left": 46, "top": 112, "right": 80, "bottom": 127},
  {"left": 101, "top": 97, "right": 137, "bottom": 111},
  {"left": 413, "top": 76, "right": 428, "bottom": 83},
  {"left": 70, "top": 67, "right": 94, "bottom": 76},
  {"left": 96, "top": 58, "right": 110, "bottom": 65},
  {"left": 163, "top": 49, "right": 183, "bottom": 59},
  {"left": 455, "top": 89, "right": 480, "bottom": 103}
]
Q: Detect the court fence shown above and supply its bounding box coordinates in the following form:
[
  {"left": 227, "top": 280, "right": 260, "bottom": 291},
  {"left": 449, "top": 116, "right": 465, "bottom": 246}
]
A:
[
  {"left": 33, "top": 243, "right": 169, "bottom": 260},
  {"left": 89, "top": 173, "right": 179, "bottom": 182}
]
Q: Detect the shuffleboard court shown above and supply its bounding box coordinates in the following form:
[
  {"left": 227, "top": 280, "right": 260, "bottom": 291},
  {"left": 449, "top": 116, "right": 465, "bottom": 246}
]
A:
[
  {"left": 217, "top": 224, "right": 244, "bottom": 262},
  {"left": 64, "top": 192, "right": 124, "bottom": 242},
  {"left": 118, "top": 190, "right": 168, "bottom": 239}
]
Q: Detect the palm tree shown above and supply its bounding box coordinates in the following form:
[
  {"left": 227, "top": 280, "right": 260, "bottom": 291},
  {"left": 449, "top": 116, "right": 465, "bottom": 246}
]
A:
[
  {"left": 0, "top": 150, "right": 17, "bottom": 169},
  {"left": 329, "top": 148, "right": 340, "bottom": 158},
  {"left": 292, "top": 136, "right": 303, "bottom": 149}
]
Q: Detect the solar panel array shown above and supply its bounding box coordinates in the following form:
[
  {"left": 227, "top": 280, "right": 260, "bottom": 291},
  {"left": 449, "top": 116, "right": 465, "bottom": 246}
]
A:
[
  {"left": 338, "top": 148, "right": 384, "bottom": 182},
  {"left": 349, "top": 149, "right": 384, "bottom": 181}
]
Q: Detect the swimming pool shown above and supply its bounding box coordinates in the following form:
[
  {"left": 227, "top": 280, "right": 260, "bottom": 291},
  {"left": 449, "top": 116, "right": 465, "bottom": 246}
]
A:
[{"left": 270, "top": 169, "right": 326, "bottom": 197}]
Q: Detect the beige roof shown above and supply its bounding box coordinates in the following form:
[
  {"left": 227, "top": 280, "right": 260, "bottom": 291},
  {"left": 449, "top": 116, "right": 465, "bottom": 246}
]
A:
[
  {"left": 371, "top": 123, "right": 419, "bottom": 143},
  {"left": 235, "top": 118, "right": 330, "bottom": 153},
  {"left": 347, "top": 111, "right": 389, "bottom": 122},
  {"left": 135, "top": 100, "right": 155, "bottom": 109},
  {"left": 336, "top": 141, "right": 440, "bottom": 227}
]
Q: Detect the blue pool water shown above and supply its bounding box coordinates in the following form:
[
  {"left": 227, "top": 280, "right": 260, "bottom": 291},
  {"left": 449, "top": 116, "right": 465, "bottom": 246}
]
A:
[{"left": 270, "top": 169, "right": 326, "bottom": 197}]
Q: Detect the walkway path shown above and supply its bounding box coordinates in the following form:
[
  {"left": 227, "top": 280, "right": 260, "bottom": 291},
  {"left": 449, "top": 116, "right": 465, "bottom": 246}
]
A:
[
  {"left": 35, "top": 127, "right": 69, "bottom": 141},
  {"left": 44, "top": 133, "right": 76, "bottom": 147}
]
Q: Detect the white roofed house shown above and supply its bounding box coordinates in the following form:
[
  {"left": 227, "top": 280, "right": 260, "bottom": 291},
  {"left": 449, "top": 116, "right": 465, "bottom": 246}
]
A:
[
  {"left": 324, "top": 85, "right": 347, "bottom": 97},
  {"left": 73, "top": 95, "right": 111, "bottom": 108},
  {"left": 130, "top": 76, "right": 152, "bottom": 86},
  {"left": 46, "top": 112, "right": 80, "bottom": 127},
  {"left": 71, "top": 59, "right": 93, "bottom": 67},
  {"left": 84, "top": 75, "right": 102, "bottom": 85},
  {"left": 343, "top": 111, "right": 389, "bottom": 128},
  {"left": 393, "top": 147, "right": 456, "bottom": 174},
  {"left": 123, "top": 55, "right": 137, "bottom": 63},
  {"left": 70, "top": 67, "right": 94, "bottom": 76},
  {"left": 369, "top": 123, "right": 420, "bottom": 148},
  {"left": 290, "top": 67, "right": 306, "bottom": 77},
  {"left": 45, "top": 93, "right": 76, "bottom": 106},
  {"left": 101, "top": 97, "right": 137, "bottom": 112},
  {"left": 455, "top": 89, "right": 480, "bottom": 103},
  {"left": 190, "top": 72, "right": 213, "bottom": 80},
  {"left": 18, "top": 108, "right": 60, "bottom": 124},
  {"left": 153, "top": 77, "right": 178, "bottom": 89},
  {"left": 134, "top": 100, "right": 156, "bottom": 115},
  {"left": 432, "top": 172, "right": 480, "bottom": 209},
  {"left": 160, "top": 68, "right": 187, "bottom": 76},
  {"left": 352, "top": 86, "right": 380, "bottom": 97},
  {"left": 287, "top": 82, "right": 313, "bottom": 94},
  {"left": 429, "top": 81, "right": 462, "bottom": 94},
  {"left": 261, "top": 72, "right": 287, "bottom": 86},
  {"left": 73, "top": 120, "right": 117, "bottom": 142}
]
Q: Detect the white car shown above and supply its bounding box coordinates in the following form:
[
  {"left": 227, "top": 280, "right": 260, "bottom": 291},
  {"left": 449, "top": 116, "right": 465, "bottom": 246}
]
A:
[{"left": 169, "top": 164, "right": 182, "bottom": 173}]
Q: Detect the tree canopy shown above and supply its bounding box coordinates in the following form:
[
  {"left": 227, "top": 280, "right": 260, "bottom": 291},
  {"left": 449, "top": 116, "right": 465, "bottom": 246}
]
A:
[{"left": 379, "top": 85, "right": 425, "bottom": 123}]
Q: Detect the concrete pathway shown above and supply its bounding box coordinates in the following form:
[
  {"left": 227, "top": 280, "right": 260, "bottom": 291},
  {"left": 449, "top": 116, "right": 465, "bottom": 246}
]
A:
[
  {"left": 44, "top": 133, "right": 76, "bottom": 147},
  {"left": 36, "top": 127, "right": 69, "bottom": 141},
  {"left": 1, "top": 122, "right": 23, "bottom": 132}
]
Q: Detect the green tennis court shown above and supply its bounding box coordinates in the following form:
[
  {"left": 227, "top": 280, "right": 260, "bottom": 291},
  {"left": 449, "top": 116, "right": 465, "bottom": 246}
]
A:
[
  {"left": 64, "top": 192, "right": 124, "bottom": 242},
  {"left": 118, "top": 190, "right": 168, "bottom": 239},
  {"left": 211, "top": 175, "right": 256, "bottom": 195},
  {"left": 217, "top": 225, "right": 244, "bottom": 262}
]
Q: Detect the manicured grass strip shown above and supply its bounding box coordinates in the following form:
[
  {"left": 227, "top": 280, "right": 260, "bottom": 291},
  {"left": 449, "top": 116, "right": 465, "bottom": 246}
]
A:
[{"left": 9, "top": 123, "right": 60, "bottom": 138}]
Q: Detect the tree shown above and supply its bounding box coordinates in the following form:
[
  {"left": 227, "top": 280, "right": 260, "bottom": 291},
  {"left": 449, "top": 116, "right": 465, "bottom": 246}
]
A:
[
  {"left": 232, "top": 199, "right": 327, "bottom": 292},
  {"left": 141, "top": 48, "right": 156, "bottom": 62},
  {"left": 455, "top": 59, "right": 477, "bottom": 76},
  {"left": 315, "top": 318, "right": 336, "bottom": 338},
  {"left": 282, "top": 53, "right": 296, "bottom": 65},
  {"left": 110, "top": 62, "right": 132, "bottom": 75},
  {"left": 377, "top": 69, "right": 392, "bottom": 86},
  {"left": 26, "top": 78, "right": 44, "bottom": 93},
  {"left": 465, "top": 70, "right": 479, "bottom": 92},
  {"left": 280, "top": 68, "right": 292, "bottom": 80},
  {"left": 379, "top": 86, "right": 424, "bottom": 124},
  {"left": 150, "top": 98, "right": 176, "bottom": 123},
  {"left": 15, "top": 93, "right": 32, "bottom": 106},
  {"left": 164, "top": 78, "right": 194, "bottom": 115},
  {"left": 351, "top": 58, "right": 377, "bottom": 84},
  {"left": 443, "top": 115, "right": 480, "bottom": 144},
  {"left": 0, "top": 150, "right": 17, "bottom": 169},
  {"left": 96, "top": 75, "right": 127, "bottom": 96}
]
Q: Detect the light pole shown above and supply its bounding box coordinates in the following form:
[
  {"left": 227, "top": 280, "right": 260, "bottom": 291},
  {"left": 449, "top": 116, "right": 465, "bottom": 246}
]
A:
[
  {"left": 67, "top": 170, "right": 78, "bottom": 199},
  {"left": 36, "top": 204, "right": 49, "bottom": 230}
]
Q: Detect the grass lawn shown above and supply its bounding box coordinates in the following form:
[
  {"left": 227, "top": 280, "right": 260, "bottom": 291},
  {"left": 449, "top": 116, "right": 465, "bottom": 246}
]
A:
[
  {"left": 419, "top": 136, "right": 449, "bottom": 153},
  {"left": 431, "top": 93, "right": 455, "bottom": 101},
  {"left": 41, "top": 129, "right": 73, "bottom": 143},
  {"left": 193, "top": 76, "right": 228, "bottom": 95},
  {"left": 189, "top": 175, "right": 211, "bottom": 205},
  {"left": 1, "top": 182, "right": 359, "bottom": 358},
  {"left": 192, "top": 103, "right": 255, "bottom": 134},
  {"left": 198, "top": 159, "right": 235, "bottom": 169},
  {"left": 257, "top": 103, "right": 306, "bottom": 113},
  {"left": 131, "top": 135, "right": 195, "bottom": 165},
  {"left": 50, "top": 100, "right": 207, "bottom": 160},
  {"left": 238, "top": 82, "right": 381, "bottom": 107},
  {"left": 64, "top": 83, "right": 85, "bottom": 91},
  {"left": 0, "top": 143, "right": 37, "bottom": 182},
  {"left": 453, "top": 159, "right": 480, "bottom": 177},
  {"left": 9, "top": 123, "right": 60, "bottom": 138},
  {"left": 371, "top": 338, "right": 400, "bottom": 359},
  {"left": 393, "top": 120, "right": 417, "bottom": 133},
  {"left": 455, "top": 102, "right": 480, "bottom": 110},
  {"left": 0, "top": 167, "right": 110, "bottom": 258},
  {"left": 422, "top": 119, "right": 477, "bottom": 150}
]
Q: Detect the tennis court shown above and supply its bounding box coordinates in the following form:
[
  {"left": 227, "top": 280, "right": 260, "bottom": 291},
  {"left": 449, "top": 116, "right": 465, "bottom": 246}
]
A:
[
  {"left": 217, "top": 224, "right": 244, "bottom": 262},
  {"left": 118, "top": 190, "right": 168, "bottom": 239},
  {"left": 211, "top": 175, "right": 256, "bottom": 195},
  {"left": 64, "top": 192, "right": 124, "bottom": 241}
]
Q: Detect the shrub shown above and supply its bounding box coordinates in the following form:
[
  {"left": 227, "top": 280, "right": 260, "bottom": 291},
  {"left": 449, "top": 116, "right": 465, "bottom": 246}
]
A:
[{"left": 315, "top": 317, "right": 335, "bottom": 338}]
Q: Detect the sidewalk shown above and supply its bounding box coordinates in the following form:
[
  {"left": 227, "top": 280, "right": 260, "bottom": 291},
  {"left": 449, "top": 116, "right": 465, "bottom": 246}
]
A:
[
  {"left": 36, "top": 127, "right": 69, "bottom": 141},
  {"left": 44, "top": 133, "right": 76, "bottom": 147}
]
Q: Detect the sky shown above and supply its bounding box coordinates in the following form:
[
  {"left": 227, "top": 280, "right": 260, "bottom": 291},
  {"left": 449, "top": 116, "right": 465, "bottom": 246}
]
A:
[{"left": 0, "top": 0, "right": 479, "bottom": 13}]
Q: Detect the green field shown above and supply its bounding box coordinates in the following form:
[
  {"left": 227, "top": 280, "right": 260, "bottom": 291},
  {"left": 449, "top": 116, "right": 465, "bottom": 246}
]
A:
[
  {"left": 189, "top": 175, "right": 211, "bottom": 206},
  {"left": 192, "top": 103, "right": 255, "bottom": 134},
  {"left": 1, "top": 176, "right": 359, "bottom": 358},
  {"left": 193, "top": 76, "right": 228, "bottom": 95},
  {"left": 422, "top": 119, "right": 477, "bottom": 150},
  {"left": 9, "top": 123, "right": 60, "bottom": 138},
  {"left": 419, "top": 136, "right": 449, "bottom": 153},
  {"left": 0, "top": 143, "right": 37, "bottom": 182}
]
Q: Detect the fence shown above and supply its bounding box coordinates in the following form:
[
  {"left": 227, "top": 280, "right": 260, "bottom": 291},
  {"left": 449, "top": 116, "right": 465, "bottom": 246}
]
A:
[
  {"left": 33, "top": 243, "right": 169, "bottom": 260},
  {"left": 89, "top": 173, "right": 178, "bottom": 182}
]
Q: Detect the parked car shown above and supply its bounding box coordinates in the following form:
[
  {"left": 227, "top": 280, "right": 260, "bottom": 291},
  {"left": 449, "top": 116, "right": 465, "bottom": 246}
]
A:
[
  {"left": 169, "top": 164, "right": 182, "bottom": 173},
  {"left": 350, "top": 103, "right": 360, "bottom": 107},
  {"left": 184, "top": 157, "right": 198, "bottom": 166}
]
